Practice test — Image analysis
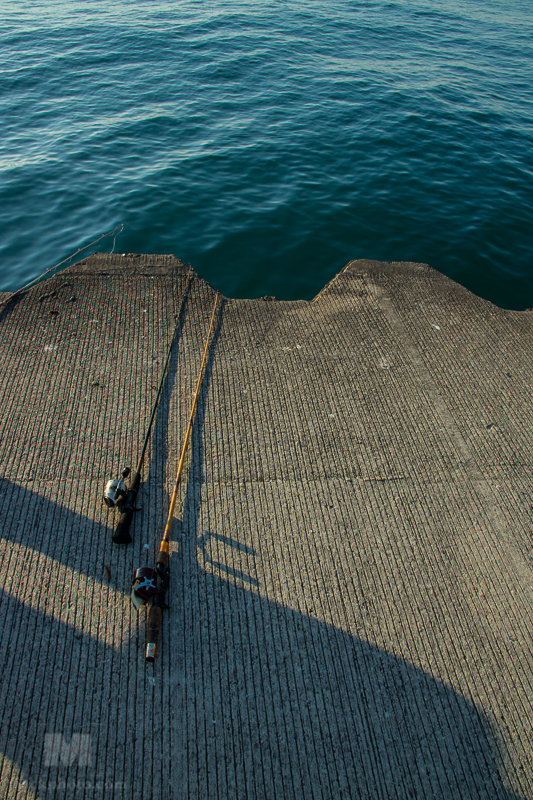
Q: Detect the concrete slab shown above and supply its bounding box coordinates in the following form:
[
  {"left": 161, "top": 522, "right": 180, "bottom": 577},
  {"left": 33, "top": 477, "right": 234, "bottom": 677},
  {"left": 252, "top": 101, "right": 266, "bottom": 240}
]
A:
[{"left": 1, "top": 253, "right": 532, "bottom": 798}]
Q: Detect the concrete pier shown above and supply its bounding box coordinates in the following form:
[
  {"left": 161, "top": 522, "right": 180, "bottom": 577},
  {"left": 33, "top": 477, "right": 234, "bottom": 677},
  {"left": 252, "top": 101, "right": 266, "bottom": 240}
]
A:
[{"left": 1, "top": 253, "right": 533, "bottom": 799}]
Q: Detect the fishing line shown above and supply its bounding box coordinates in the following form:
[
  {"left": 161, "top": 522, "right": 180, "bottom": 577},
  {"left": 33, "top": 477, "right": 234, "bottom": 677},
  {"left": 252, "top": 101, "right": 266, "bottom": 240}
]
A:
[{"left": 0, "top": 223, "right": 124, "bottom": 307}]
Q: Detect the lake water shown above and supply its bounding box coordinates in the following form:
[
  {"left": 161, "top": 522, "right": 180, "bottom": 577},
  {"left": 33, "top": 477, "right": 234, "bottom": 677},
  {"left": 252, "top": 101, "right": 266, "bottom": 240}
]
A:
[{"left": 1, "top": 0, "right": 532, "bottom": 307}]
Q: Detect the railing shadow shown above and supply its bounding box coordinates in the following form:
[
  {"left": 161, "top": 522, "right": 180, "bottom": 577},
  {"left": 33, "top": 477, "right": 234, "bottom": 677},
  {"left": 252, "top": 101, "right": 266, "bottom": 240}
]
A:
[
  {"left": 0, "top": 292, "right": 527, "bottom": 799},
  {"left": 164, "top": 309, "right": 524, "bottom": 799}
]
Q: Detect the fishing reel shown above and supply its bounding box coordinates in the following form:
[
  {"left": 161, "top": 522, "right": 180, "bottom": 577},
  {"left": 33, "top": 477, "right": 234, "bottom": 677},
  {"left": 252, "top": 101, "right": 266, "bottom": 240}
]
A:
[
  {"left": 131, "top": 564, "right": 170, "bottom": 611},
  {"left": 131, "top": 566, "right": 158, "bottom": 609},
  {"left": 103, "top": 467, "right": 131, "bottom": 509}
]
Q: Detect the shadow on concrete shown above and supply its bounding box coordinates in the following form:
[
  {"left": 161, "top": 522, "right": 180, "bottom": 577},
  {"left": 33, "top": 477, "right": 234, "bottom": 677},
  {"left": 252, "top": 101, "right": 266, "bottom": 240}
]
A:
[
  {"left": 0, "top": 296, "right": 526, "bottom": 798},
  {"left": 163, "top": 313, "right": 524, "bottom": 800},
  {"left": 0, "top": 291, "right": 26, "bottom": 325},
  {"left": 0, "top": 478, "right": 131, "bottom": 799}
]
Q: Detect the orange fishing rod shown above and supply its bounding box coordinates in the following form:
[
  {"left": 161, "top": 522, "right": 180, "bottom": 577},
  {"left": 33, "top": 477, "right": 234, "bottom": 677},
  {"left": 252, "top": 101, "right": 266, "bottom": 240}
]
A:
[{"left": 131, "top": 293, "right": 220, "bottom": 662}]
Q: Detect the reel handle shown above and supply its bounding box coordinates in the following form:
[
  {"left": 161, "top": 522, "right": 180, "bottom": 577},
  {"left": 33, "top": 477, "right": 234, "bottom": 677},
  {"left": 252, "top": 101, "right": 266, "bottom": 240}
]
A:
[
  {"left": 112, "top": 471, "right": 141, "bottom": 544},
  {"left": 113, "top": 467, "right": 131, "bottom": 501}
]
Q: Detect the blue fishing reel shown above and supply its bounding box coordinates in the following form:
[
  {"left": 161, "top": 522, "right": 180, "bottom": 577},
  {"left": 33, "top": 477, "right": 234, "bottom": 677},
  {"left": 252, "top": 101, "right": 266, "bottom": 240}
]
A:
[{"left": 131, "top": 566, "right": 158, "bottom": 611}]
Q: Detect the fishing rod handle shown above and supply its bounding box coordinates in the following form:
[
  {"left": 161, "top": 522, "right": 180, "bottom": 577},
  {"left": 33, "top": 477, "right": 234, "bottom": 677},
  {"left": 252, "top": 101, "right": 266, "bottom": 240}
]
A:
[
  {"left": 156, "top": 544, "right": 169, "bottom": 570},
  {"left": 145, "top": 605, "right": 161, "bottom": 662},
  {"left": 112, "top": 471, "right": 141, "bottom": 544}
]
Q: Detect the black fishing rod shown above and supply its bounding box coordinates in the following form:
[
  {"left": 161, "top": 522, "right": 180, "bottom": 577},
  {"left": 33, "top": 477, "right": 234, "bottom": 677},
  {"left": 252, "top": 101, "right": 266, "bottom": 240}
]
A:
[
  {"left": 105, "top": 269, "right": 193, "bottom": 544},
  {"left": 131, "top": 294, "right": 220, "bottom": 661}
]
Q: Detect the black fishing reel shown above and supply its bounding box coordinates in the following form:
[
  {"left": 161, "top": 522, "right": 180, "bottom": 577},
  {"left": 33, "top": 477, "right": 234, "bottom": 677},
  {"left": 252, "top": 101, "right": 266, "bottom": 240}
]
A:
[
  {"left": 131, "top": 564, "right": 170, "bottom": 611},
  {"left": 103, "top": 467, "right": 131, "bottom": 509},
  {"left": 131, "top": 566, "right": 158, "bottom": 607}
]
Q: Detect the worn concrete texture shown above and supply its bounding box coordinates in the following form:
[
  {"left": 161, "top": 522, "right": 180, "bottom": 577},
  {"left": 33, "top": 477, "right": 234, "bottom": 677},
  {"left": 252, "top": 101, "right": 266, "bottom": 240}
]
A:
[{"left": 1, "top": 253, "right": 533, "bottom": 799}]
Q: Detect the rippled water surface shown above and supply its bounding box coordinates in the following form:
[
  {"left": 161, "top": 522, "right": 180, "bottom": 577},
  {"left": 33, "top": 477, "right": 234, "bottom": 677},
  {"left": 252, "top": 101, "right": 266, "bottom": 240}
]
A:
[{"left": 1, "top": 0, "right": 532, "bottom": 306}]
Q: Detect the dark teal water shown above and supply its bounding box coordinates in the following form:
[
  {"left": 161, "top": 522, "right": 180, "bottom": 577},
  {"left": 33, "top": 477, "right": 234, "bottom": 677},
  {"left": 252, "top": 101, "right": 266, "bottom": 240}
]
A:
[{"left": 1, "top": 1, "right": 532, "bottom": 307}]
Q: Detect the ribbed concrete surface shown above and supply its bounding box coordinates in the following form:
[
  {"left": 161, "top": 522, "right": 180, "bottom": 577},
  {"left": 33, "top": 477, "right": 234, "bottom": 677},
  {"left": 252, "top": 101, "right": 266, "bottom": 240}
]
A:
[{"left": 1, "top": 253, "right": 532, "bottom": 799}]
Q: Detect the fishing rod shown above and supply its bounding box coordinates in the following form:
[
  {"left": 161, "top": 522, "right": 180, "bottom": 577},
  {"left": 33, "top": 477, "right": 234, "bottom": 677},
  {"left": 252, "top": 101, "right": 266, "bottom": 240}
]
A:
[
  {"left": 106, "top": 269, "right": 193, "bottom": 545},
  {"left": 131, "top": 293, "right": 220, "bottom": 662}
]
